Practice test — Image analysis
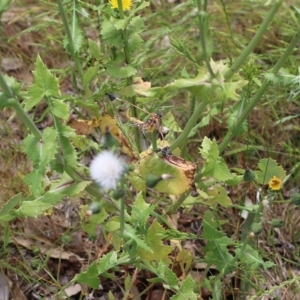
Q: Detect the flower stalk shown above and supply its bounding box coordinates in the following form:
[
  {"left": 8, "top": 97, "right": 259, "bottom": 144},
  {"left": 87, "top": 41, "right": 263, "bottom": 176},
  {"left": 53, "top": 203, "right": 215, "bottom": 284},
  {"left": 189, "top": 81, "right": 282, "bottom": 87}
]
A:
[
  {"left": 117, "top": 0, "right": 125, "bottom": 18},
  {"left": 195, "top": 0, "right": 214, "bottom": 77},
  {"left": 111, "top": 0, "right": 141, "bottom": 152},
  {"left": 119, "top": 186, "right": 125, "bottom": 236},
  {"left": 56, "top": 0, "right": 91, "bottom": 98},
  {"left": 224, "top": 0, "right": 283, "bottom": 80},
  {"left": 0, "top": 72, "right": 42, "bottom": 140},
  {"left": 151, "top": 131, "right": 157, "bottom": 152}
]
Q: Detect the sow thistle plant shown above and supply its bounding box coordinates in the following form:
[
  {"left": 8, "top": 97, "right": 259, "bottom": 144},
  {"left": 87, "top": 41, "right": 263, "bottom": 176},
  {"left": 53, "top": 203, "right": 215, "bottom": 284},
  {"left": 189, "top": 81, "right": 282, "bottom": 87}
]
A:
[{"left": 1, "top": 0, "right": 300, "bottom": 299}]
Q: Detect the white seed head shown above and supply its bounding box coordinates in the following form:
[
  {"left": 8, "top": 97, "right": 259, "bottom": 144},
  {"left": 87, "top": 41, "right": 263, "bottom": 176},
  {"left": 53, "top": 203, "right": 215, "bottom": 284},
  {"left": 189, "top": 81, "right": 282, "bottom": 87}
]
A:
[{"left": 89, "top": 150, "right": 126, "bottom": 190}]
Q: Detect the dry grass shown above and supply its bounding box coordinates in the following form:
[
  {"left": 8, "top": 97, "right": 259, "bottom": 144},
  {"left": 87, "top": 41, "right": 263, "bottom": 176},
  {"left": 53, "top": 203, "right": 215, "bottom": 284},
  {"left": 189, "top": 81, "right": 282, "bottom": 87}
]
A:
[{"left": 0, "top": 110, "right": 30, "bottom": 204}]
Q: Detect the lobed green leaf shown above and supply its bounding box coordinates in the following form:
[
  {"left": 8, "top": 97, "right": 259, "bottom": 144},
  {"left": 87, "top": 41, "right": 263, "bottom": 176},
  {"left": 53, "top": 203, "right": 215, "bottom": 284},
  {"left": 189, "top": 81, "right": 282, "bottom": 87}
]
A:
[
  {"left": 51, "top": 99, "right": 69, "bottom": 120},
  {"left": 101, "top": 18, "right": 124, "bottom": 47},
  {"left": 138, "top": 220, "right": 172, "bottom": 263},
  {"left": 170, "top": 275, "right": 197, "bottom": 300},
  {"left": 26, "top": 55, "right": 60, "bottom": 110},
  {"left": 72, "top": 262, "right": 100, "bottom": 289},
  {"left": 255, "top": 158, "right": 286, "bottom": 185},
  {"left": 105, "top": 62, "right": 137, "bottom": 79},
  {"left": 200, "top": 137, "right": 233, "bottom": 182},
  {"left": 15, "top": 193, "right": 64, "bottom": 217}
]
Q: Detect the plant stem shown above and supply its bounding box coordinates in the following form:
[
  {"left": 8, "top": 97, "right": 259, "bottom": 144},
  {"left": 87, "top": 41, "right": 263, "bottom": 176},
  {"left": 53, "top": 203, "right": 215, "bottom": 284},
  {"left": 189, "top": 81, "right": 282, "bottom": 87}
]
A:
[
  {"left": 181, "top": 95, "right": 196, "bottom": 157},
  {"left": 56, "top": 0, "right": 91, "bottom": 98},
  {"left": 117, "top": 0, "right": 125, "bottom": 18},
  {"left": 219, "top": 25, "right": 300, "bottom": 154},
  {"left": 170, "top": 101, "right": 207, "bottom": 151},
  {"left": 224, "top": 0, "right": 282, "bottom": 80},
  {"left": 166, "top": 191, "right": 189, "bottom": 214},
  {"left": 195, "top": 0, "right": 214, "bottom": 77},
  {"left": 12, "top": 101, "right": 43, "bottom": 139},
  {"left": 120, "top": 194, "right": 125, "bottom": 236},
  {"left": 151, "top": 131, "right": 157, "bottom": 152},
  {"left": 0, "top": 73, "right": 42, "bottom": 140},
  {"left": 115, "top": 0, "right": 141, "bottom": 152},
  {"left": 127, "top": 86, "right": 141, "bottom": 152}
]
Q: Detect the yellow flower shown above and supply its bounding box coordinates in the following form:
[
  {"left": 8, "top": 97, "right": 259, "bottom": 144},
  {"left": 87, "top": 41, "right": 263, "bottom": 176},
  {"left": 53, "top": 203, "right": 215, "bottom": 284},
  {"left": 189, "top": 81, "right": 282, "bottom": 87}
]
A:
[
  {"left": 268, "top": 176, "right": 282, "bottom": 191},
  {"left": 109, "top": 0, "right": 133, "bottom": 11}
]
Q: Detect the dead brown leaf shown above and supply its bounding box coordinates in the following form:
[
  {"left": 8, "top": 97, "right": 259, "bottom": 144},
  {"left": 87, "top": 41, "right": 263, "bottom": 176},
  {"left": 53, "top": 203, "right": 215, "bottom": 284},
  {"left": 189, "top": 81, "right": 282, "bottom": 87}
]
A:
[
  {"left": 13, "top": 236, "right": 84, "bottom": 262},
  {"left": 63, "top": 283, "right": 82, "bottom": 297},
  {"left": 0, "top": 271, "right": 9, "bottom": 300}
]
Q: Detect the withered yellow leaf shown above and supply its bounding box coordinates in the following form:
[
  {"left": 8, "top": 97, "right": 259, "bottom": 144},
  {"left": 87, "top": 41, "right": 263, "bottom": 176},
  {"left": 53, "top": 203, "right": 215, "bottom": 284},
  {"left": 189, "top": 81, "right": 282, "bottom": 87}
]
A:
[
  {"left": 98, "top": 113, "right": 122, "bottom": 139},
  {"left": 125, "top": 109, "right": 144, "bottom": 125},
  {"left": 135, "top": 145, "right": 194, "bottom": 195},
  {"left": 161, "top": 147, "right": 198, "bottom": 195},
  {"left": 98, "top": 113, "right": 138, "bottom": 161},
  {"left": 120, "top": 78, "right": 151, "bottom": 97},
  {"left": 139, "top": 154, "right": 193, "bottom": 195},
  {"left": 67, "top": 118, "right": 99, "bottom": 135},
  {"left": 132, "top": 77, "right": 151, "bottom": 90},
  {"left": 138, "top": 146, "right": 198, "bottom": 195},
  {"left": 133, "top": 81, "right": 151, "bottom": 90},
  {"left": 176, "top": 248, "right": 194, "bottom": 275}
]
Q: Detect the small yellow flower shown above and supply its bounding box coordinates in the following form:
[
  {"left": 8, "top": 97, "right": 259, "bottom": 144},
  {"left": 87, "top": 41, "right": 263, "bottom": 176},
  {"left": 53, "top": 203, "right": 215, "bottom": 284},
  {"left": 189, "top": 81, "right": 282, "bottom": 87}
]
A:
[
  {"left": 268, "top": 176, "right": 282, "bottom": 191},
  {"left": 109, "top": 0, "right": 133, "bottom": 11}
]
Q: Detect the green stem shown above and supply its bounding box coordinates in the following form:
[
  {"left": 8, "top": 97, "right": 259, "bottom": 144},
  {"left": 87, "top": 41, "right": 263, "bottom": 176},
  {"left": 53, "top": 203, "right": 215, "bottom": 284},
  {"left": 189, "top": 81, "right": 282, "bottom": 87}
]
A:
[
  {"left": 151, "top": 131, "right": 157, "bottom": 152},
  {"left": 123, "top": 43, "right": 140, "bottom": 150},
  {"left": 12, "top": 101, "right": 43, "bottom": 139},
  {"left": 219, "top": 25, "right": 300, "bottom": 154},
  {"left": 117, "top": 0, "right": 125, "bottom": 19},
  {"left": 115, "top": 0, "right": 141, "bottom": 152},
  {"left": 238, "top": 201, "right": 263, "bottom": 299},
  {"left": 224, "top": 0, "right": 282, "bottom": 80},
  {"left": 170, "top": 101, "right": 207, "bottom": 151},
  {"left": 0, "top": 73, "right": 42, "bottom": 140},
  {"left": 127, "top": 81, "right": 141, "bottom": 152},
  {"left": 0, "top": 71, "right": 14, "bottom": 97},
  {"left": 181, "top": 95, "right": 197, "bottom": 157},
  {"left": 56, "top": 0, "right": 91, "bottom": 98},
  {"left": 166, "top": 191, "right": 189, "bottom": 214},
  {"left": 120, "top": 194, "right": 125, "bottom": 236},
  {"left": 195, "top": 0, "right": 214, "bottom": 77}
]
